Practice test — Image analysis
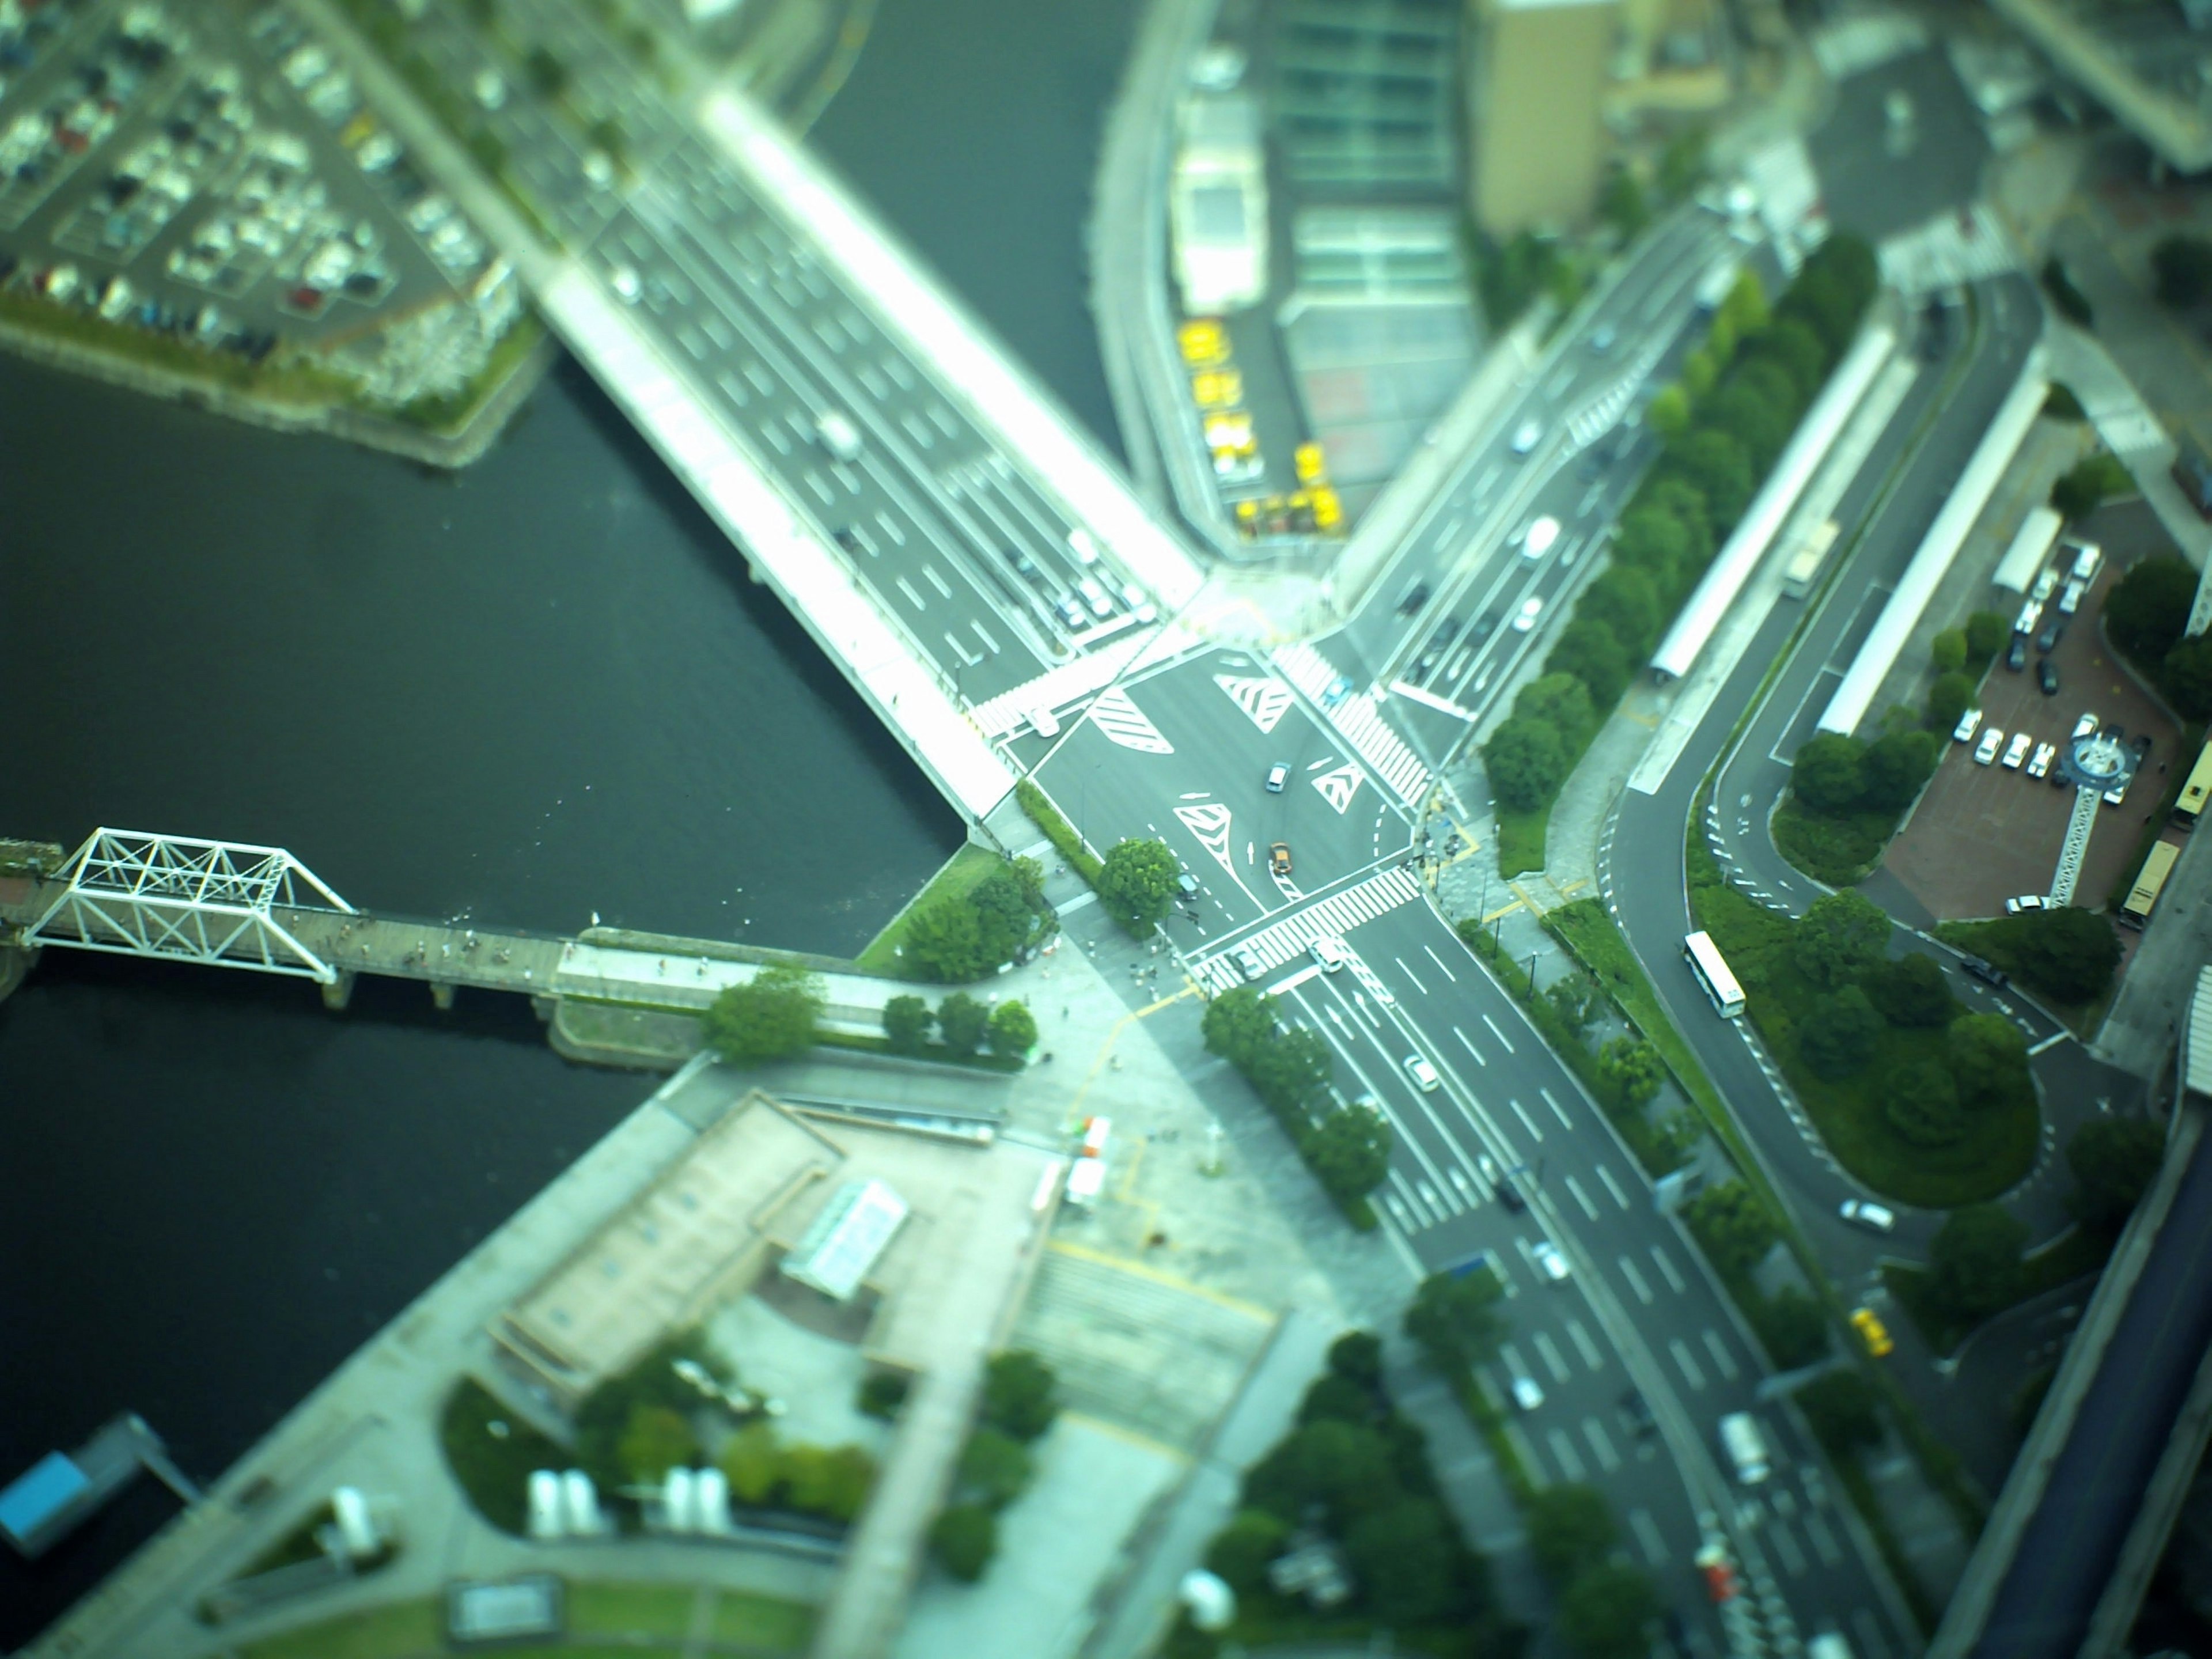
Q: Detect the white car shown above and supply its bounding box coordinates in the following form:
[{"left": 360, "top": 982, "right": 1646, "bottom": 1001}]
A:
[
  {"left": 1309, "top": 936, "right": 1347, "bottom": 973},
  {"left": 1974, "top": 726, "right": 2004, "bottom": 766},
  {"left": 1510, "top": 1374, "right": 1546, "bottom": 1411},
  {"left": 1404, "top": 1054, "right": 1441, "bottom": 1092},
  {"left": 1027, "top": 706, "right": 1060, "bottom": 738},
  {"left": 2006, "top": 895, "right": 2048, "bottom": 914},
  {"left": 815, "top": 410, "right": 863, "bottom": 463},
  {"left": 1839, "top": 1199, "right": 1896, "bottom": 1233},
  {"left": 2031, "top": 567, "right": 2059, "bottom": 604},
  {"left": 2058, "top": 578, "right": 2086, "bottom": 616},
  {"left": 609, "top": 263, "right": 642, "bottom": 304},
  {"left": 2003, "top": 731, "right": 2032, "bottom": 770},
  {"left": 1533, "top": 1241, "right": 1571, "bottom": 1282},
  {"left": 1521, "top": 516, "right": 1560, "bottom": 559},
  {"left": 1511, "top": 596, "right": 1545, "bottom": 633},
  {"left": 2028, "top": 741, "right": 2056, "bottom": 779},
  {"left": 1952, "top": 707, "right": 1983, "bottom": 744},
  {"left": 1510, "top": 418, "right": 1543, "bottom": 456},
  {"left": 2073, "top": 711, "right": 2100, "bottom": 741}
]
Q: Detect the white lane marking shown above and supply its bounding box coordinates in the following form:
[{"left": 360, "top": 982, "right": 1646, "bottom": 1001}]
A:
[
  {"left": 1450, "top": 1025, "right": 1487, "bottom": 1069},
  {"left": 895, "top": 576, "right": 926, "bottom": 609},
  {"left": 1424, "top": 944, "right": 1458, "bottom": 983},
  {"left": 1566, "top": 1176, "right": 1599, "bottom": 1220},
  {"left": 1482, "top": 1013, "right": 1516, "bottom": 1052},
  {"left": 1541, "top": 1088, "right": 1571, "bottom": 1129},
  {"left": 1853, "top": 1611, "right": 1893, "bottom": 1659},
  {"left": 1596, "top": 1163, "right": 1630, "bottom": 1209},
  {"left": 971, "top": 619, "right": 1000, "bottom": 654},
  {"left": 1619, "top": 1256, "right": 1654, "bottom": 1305},
  {"left": 806, "top": 469, "right": 835, "bottom": 505},
  {"left": 1585, "top": 1417, "right": 1620, "bottom": 1474},
  {"left": 1566, "top": 1319, "right": 1603, "bottom": 1371},
  {"left": 1510, "top": 1099, "right": 1543, "bottom": 1142},
  {"left": 1394, "top": 956, "right": 1429, "bottom": 996},
  {"left": 1547, "top": 1428, "right": 1587, "bottom": 1483},
  {"left": 1650, "top": 1245, "right": 1687, "bottom": 1294},
  {"left": 1669, "top": 1338, "right": 1707, "bottom": 1391},
  {"left": 1702, "top": 1330, "right": 1741, "bottom": 1381},
  {"left": 1630, "top": 1508, "right": 1669, "bottom": 1567},
  {"left": 1770, "top": 1517, "right": 1808, "bottom": 1578},
  {"left": 923, "top": 565, "right": 953, "bottom": 599},
  {"left": 874, "top": 510, "right": 907, "bottom": 546},
  {"left": 1535, "top": 1332, "right": 1571, "bottom": 1383}
]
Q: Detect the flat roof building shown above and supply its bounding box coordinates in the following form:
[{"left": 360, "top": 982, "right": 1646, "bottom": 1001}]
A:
[{"left": 1464, "top": 0, "right": 1620, "bottom": 238}]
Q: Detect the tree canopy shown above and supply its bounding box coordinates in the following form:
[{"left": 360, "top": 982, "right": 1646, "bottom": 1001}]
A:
[
  {"left": 1793, "top": 891, "right": 1891, "bottom": 988},
  {"left": 882, "top": 994, "right": 932, "bottom": 1055},
  {"left": 982, "top": 1350, "right": 1060, "bottom": 1442},
  {"left": 2012, "top": 906, "right": 2122, "bottom": 1003},
  {"left": 988, "top": 998, "right": 1037, "bottom": 1055},
  {"left": 2067, "top": 1116, "right": 2166, "bottom": 1235},
  {"left": 1527, "top": 1484, "right": 1617, "bottom": 1585},
  {"left": 1791, "top": 733, "right": 1866, "bottom": 814},
  {"left": 1799, "top": 986, "right": 1883, "bottom": 1080},
  {"left": 1930, "top": 1204, "right": 2028, "bottom": 1328},
  {"left": 1404, "top": 1267, "right": 1506, "bottom": 1370},
  {"left": 1558, "top": 1561, "right": 1662, "bottom": 1659},
  {"left": 936, "top": 991, "right": 988, "bottom": 1056},
  {"left": 1863, "top": 952, "right": 1957, "bottom": 1027},
  {"left": 1685, "top": 1181, "right": 1778, "bottom": 1278},
  {"left": 1097, "top": 838, "right": 1181, "bottom": 933},
  {"left": 2105, "top": 556, "right": 2197, "bottom": 665},
  {"left": 1884, "top": 1060, "right": 1964, "bottom": 1147},
  {"left": 703, "top": 965, "right": 824, "bottom": 1065},
  {"left": 1948, "top": 1012, "right": 2032, "bottom": 1111}
]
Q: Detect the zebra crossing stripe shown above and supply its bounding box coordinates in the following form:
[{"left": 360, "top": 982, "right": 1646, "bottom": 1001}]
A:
[
  {"left": 1274, "top": 642, "right": 1430, "bottom": 801},
  {"left": 1195, "top": 866, "right": 1424, "bottom": 989},
  {"left": 1086, "top": 685, "right": 1173, "bottom": 754}
]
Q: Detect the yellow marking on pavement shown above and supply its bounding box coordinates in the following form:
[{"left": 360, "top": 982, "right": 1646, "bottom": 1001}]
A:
[
  {"left": 1622, "top": 708, "right": 1659, "bottom": 729},
  {"left": 1558, "top": 878, "right": 1590, "bottom": 897},
  {"left": 1509, "top": 880, "right": 1550, "bottom": 917},
  {"left": 1065, "top": 986, "right": 1192, "bottom": 1119},
  {"left": 1117, "top": 1132, "right": 1147, "bottom": 1198},
  {"left": 1046, "top": 1238, "right": 1276, "bottom": 1321},
  {"left": 1058, "top": 1409, "right": 1194, "bottom": 1463},
  {"left": 1481, "top": 897, "right": 1527, "bottom": 925}
]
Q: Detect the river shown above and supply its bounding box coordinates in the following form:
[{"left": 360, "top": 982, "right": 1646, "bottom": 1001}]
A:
[{"left": 0, "top": 0, "right": 1135, "bottom": 1638}]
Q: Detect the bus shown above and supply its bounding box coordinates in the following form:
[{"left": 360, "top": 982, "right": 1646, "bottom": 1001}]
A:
[
  {"left": 2176, "top": 741, "right": 2212, "bottom": 830},
  {"left": 1684, "top": 931, "right": 1747, "bottom": 1018},
  {"left": 1782, "top": 519, "right": 1841, "bottom": 599},
  {"left": 2122, "top": 841, "right": 2181, "bottom": 929}
]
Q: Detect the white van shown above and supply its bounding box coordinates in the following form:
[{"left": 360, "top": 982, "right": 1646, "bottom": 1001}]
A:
[
  {"left": 1719, "top": 1411, "right": 1770, "bottom": 1483},
  {"left": 815, "top": 410, "right": 863, "bottom": 463},
  {"left": 1076, "top": 575, "right": 1113, "bottom": 619},
  {"left": 1066, "top": 527, "right": 1100, "bottom": 566}
]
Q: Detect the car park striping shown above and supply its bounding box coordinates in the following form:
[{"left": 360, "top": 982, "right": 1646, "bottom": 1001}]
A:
[
  {"left": 1702, "top": 1330, "right": 1740, "bottom": 1381},
  {"left": 1649, "top": 1245, "right": 1686, "bottom": 1293},
  {"left": 1483, "top": 1013, "right": 1515, "bottom": 1053},
  {"left": 1566, "top": 1176, "right": 1599, "bottom": 1220},
  {"left": 1618, "top": 1256, "right": 1654, "bottom": 1305},
  {"left": 1595, "top": 1164, "right": 1630, "bottom": 1209},
  {"left": 1541, "top": 1087, "right": 1570, "bottom": 1128}
]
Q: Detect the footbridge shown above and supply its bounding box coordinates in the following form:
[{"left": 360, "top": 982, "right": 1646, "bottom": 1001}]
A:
[{"left": 310, "top": 0, "right": 1207, "bottom": 836}]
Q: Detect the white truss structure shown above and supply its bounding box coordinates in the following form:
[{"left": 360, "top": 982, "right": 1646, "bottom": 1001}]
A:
[{"left": 26, "top": 829, "right": 355, "bottom": 983}]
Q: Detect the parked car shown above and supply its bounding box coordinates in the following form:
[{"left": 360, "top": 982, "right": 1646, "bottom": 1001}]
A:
[
  {"left": 2003, "top": 731, "right": 2032, "bottom": 769},
  {"left": 1396, "top": 581, "right": 1430, "bottom": 616},
  {"left": 1839, "top": 1199, "right": 1897, "bottom": 1233},
  {"left": 1953, "top": 707, "right": 1983, "bottom": 743},
  {"left": 1265, "top": 762, "right": 1290, "bottom": 793},
  {"left": 2031, "top": 567, "right": 2059, "bottom": 604},
  {"left": 2006, "top": 895, "right": 2048, "bottom": 914},
  {"left": 1268, "top": 842, "right": 1292, "bottom": 877},
  {"left": 2028, "top": 741, "right": 2055, "bottom": 779},
  {"left": 1404, "top": 1053, "right": 1441, "bottom": 1092},
  {"left": 2133, "top": 734, "right": 2154, "bottom": 766},
  {"left": 2036, "top": 617, "right": 2066, "bottom": 654},
  {"left": 1533, "top": 1241, "right": 1571, "bottom": 1282},
  {"left": 2006, "top": 634, "right": 2029, "bottom": 672},
  {"left": 2058, "top": 577, "right": 2086, "bottom": 615},
  {"left": 1619, "top": 1389, "right": 1657, "bottom": 1437},
  {"left": 1974, "top": 726, "right": 2004, "bottom": 765},
  {"left": 1851, "top": 1308, "right": 1895, "bottom": 1358},
  {"left": 2073, "top": 711, "right": 2100, "bottom": 741},
  {"left": 2039, "top": 660, "right": 2061, "bottom": 696},
  {"left": 1963, "top": 956, "right": 2010, "bottom": 988}
]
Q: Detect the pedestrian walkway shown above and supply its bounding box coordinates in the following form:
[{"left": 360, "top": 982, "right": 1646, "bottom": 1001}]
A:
[
  {"left": 1188, "top": 865, "right": 1425, "bottom": 991},
  {"left": 1273, "top": 641, "right": 1433, "bottom": 802},
  {"left": 1878, "top": 203, "right": 2022, "bottom": 295}
]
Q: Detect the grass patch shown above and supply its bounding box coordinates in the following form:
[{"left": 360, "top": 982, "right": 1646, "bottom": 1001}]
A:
[
  {"left": 0, "top": 287, "right": 357, "bottom": 404},
  {"left": 438, "top": 1377, "right": 566, "bottom": 1535},
  {"left": 1016, "top": 778, "right": 1100, "bottom": 884},
  {"left": 567, "top": 1582, "right": 697, "bottom": 1638},
  {"left": 1495, "top": 805, "right": 1550, "bottom": 877},
  {"left": 239, "top": 1599, "right": 441, "bottom": 1659},
  {"left": 1883, "top": 1226, "right": 2113, "bottom": 1357},
  {"left": 242, "top": 1505, "right": 336, "bottom": 1577},
  {"left": 710, "top": 1589, "right": 819, "bottom": 1650},
  {"left": 855, "top": 844, "right": 1005, "bottom": 976}
]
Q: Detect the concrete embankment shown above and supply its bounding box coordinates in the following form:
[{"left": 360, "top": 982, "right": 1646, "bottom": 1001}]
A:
[{"left": 0, "top": 942, "right": 37, "bottom": 1007}]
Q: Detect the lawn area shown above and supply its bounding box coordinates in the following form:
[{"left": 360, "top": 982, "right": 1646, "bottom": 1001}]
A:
[
  {"left": 241, "top": 1598, "right": 441, "bottom": 1659},
  {"left": 439, "top": 1376, "right": 566, "bottom": 1535},
  {"left": 710, "top": 1589, "right": 817, "bottom": 1650},
  {"left": 567, "top": 1581, "right": 697, "bottom": 1638},
  {"left": 855, "top": 844, "right": 1005, "bottom": 976},
  {"left": 1495, "top": 804, "right": 1549, "bottom": 877},
  {"left": 1884, "top": 1226, "right": 2113, "bottom": 1357}
]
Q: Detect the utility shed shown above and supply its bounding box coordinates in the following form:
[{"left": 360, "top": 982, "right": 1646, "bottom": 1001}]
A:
[{"left": 781, "top": 1178, "right": 908, "bottom": 1302}]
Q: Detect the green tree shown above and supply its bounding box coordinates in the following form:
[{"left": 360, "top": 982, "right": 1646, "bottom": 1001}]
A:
[
  {"left": 1751, "top": 1286, "right": 1829, "bottom": 1369},
  {"left": 1748, "top": 317, "right": 1827, "bottom": 404},
  {"left": 1404, "top": 1266, "right": 1506, "bottom": 1370},
  {"left": 1613, "top": 506, "right": 1691, "bottom": 581},
  {"left": 792, "top": 1444, "right": 875, "bottom": 1522},
  {"left": 1547, "top": 619, "right": 1632, "bottom": 709},
  {"left": 1863, "top": 953, "right": 1957, "bottom": 1027},
  {"left": 1678, "top": 428, "right": 1756, "bottom": 528},
  {"left": 1799, "top": 986, "right": 1883, "bottom": 1080},
  {"left": 1885, "top": 1060, "right": 1965, "bottom": 1146},
  {"left": 1929, "top": 1205, "right": 2028, "bottom": 1327},
  {"left": 1964, "top": 609, "right": 2011, "bottom": 666},
  {"left": 1249, "top": 1025, "right": 1335, "bottom": 1118},
  {"left": 2014, "top": 906, "right": 2122, "bottom": 1002},
  {"left": 2066, "top": 1116, "right": 2167, "bottom": 1234},
  {"left": 1862, "top": 728, "right": 1938, "bottom": 811},
  {"left": 988, "top": 998, "right": 1037, "bottom": 1055},
  {"left": 1686, "top": 1181, "right": 1778, "bottom": 1277},
  {"left": 1546, "top": 973, "right": 1603, "bottom": 1036},
  {"left": 1797, "top": 1370, "right": 1883, "bottom": 1453},
  {"left": 1201, "top": 986, "right": 1278, "bottom": 1065},
  {"left": 1559, "top": 1561, "right": 1662, "bottom": 1659},
  {"left": 1791, "top": 732, "right": 1866, "bottom": 813},
  {"left": 1649, "top": 478, "right": 1714, "bottom": 565},
  {"left": 525, "top": 44, "right": 570, "bottom": 97},
  {"left": 1307, "top": 1103, "right": 1392, "bottom": 1203},
  {"left": 1720, "top": 268, "right": 1771, "bottom": 339},
  {"left": 1097, "top": 838, "right": 1180, "bottom": 933},
  {"left": 2161, "top": 632, "right": 2212, "bottom": 720},
  {"left": 1931, "top": 628, "right": 1968, "bottom": 672},
  {"left": 1298, "top": 1371, "right": 1377, "bottom": 1427},
  {"left": 1794, "top": 891, "right": 1891, "bottom": 987},
  {"left": 1600, "top": 166, "right": 1650, "bottom": 238},
  {"left": 1708, "top": 379, "right": 1787, "bottom": 472},
  {"left": 1204, "top": 1507, "right": 1290, "bottom": 1594},
  {"left": 703, "top": 965, "right": 824, "bottom": 1064},
  {"left": 936, "top": 991, "right": 988, "bottom": 1056},
  {"left": 953, "top": 1428, "right": 1033, "bottom": 1509},
  {"left": 883, "top": 994, "right": 932, "bottom": 1055},
  {"left": 1515, "top": 672, "right": 1600, "bottom": 749},
  {"left": 1948, "top": 1012, "right": 2032, "bottom": 1110},
  {"left": 719, "top": 1422, "right": 783, "bottom": 1506},
  {"left": 2152, "top": 234, "right": 2212, "bottom": 306},
  {"left": 1327, "top": 1330, "right": 1385, "bottom": 1389},
  {"left": 617, "top": 1404, "right": 695, "bottom": 1483},
  {"left": 1344, "top": 1498, "right": 1465, "bottom": 1624},
  {"left": 1596, "top": 1036, "right": 1665, "bottom": 1108},
  {"left": 1580, "top": 567, "right": 1663, "bottom": 658},
  {"left": 931, "top": 1502, "right": 997, "bottom": 1580},
  {"left": 1927, "top": 670, "right": 1977, "bottom": 733},
  {"left": 905, "top": 895, "right": 987, "bottom": 980},
  {"left": 1657, "top": 124, "right": 1707, "bottom": 199},
  {"left": 2051, "top": 453, "right": 2130, "bottom": 521},
  {"left": 1646, "top": 382, "right": 1691, "bottom": 439},
  {"left": 2105, "top": 555, "right": 2197, "bottom": 665},
  {"left": 1527, "top": 1483, "right": 1618, "bottom": 1585},
  {"left": 1682, "top": 343, "right": 1719, "bottom": 399},
  {"left": 1483, "top": 715, "right": 1569, "bottom": 813},
  {"left": 982, "top": 1350, "right": 1059, "bottom": 1442},
  {"left": 1242, "top": 1419, "right": 1400, "bottom": 1529}
]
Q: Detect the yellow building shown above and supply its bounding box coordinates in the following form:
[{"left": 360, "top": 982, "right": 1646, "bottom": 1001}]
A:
[{"left": 1465, "top": 0, "right": 1622, "bottom": 237}]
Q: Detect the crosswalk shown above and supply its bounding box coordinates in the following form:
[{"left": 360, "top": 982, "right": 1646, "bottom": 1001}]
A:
[
  {"left": 1877, "top": 204, "right": 2019, "bottom": 296},
  {"left": 1272, "top": 642, "right": 1431, "bottom": 804},
  {"left": 1563, "top": 329, "right": 1673, "bottom": 452},
  {"left": 1191, "top": 865, "right": 1423, "bottom": 993},
  {"left": 1085, "top": 684, "right": 1174, "bottom": 753},
  {"left": 968, "top": 627, "right": 1159, "bottom": 737}
]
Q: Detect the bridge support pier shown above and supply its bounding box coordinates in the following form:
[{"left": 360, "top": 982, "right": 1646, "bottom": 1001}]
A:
[
  {"left": 430, "top": 980, "right": 456, "bottom": 1012},
  {"left": 321, "top": 971, "right": 355, "bottom": 1012}
]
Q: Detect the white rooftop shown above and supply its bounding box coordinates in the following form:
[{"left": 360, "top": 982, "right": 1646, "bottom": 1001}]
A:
[{"left": 781, "top": 1177, "right": 908, "bottom": 1302}]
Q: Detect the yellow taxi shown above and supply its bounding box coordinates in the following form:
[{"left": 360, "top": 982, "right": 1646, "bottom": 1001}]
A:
[
  {"left": 1192, "top": 368, "right": 1244, "bottom": 409},
  {"left": 1851, "top": 1306, "right": 1893, "bottom": 1358},
  {"left": 1177, "top": 318, "right": 1228, "bottom": 367},
  {"left": 1294, "top": 441, "right": 1328, "bottom": 484},
  {"left": 1309, "top": 484, "right": 1343, "bottom": 532}
]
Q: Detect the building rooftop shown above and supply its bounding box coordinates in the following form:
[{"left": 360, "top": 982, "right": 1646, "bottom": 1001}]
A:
[{"left": 782, "top": 1178, "right": 909, "bottom": 1302}]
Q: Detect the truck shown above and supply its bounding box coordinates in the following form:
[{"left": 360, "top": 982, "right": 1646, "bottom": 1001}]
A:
[{"left": 1719, "top": 1411, "right": 1770, "bottom": 1483}]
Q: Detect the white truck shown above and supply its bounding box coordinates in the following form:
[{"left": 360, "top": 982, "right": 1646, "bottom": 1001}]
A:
[{"left": 1719, "top": 1411, "right": 1770, "bottom": 1484}]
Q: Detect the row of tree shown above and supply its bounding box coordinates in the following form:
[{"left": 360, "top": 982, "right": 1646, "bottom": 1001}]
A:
[
  {"left": 1013, "top": 781, "right": 1188, "bottom": 938},
  {"left": 1684, "top": 1181, "right": 1829, "bottom": 1369},
  {"left": 882, "top": 991, "right": 1035, "bottom": 1059},
  {"left": 1201, "top": 986, "right": 1393, "bottom": 1221},
  {"left": 1484, "top": 235, "right": 1880, "bottom": 819},
  {"left": 2104, "top": 554, "right": 2212, "bottom": 721},
  {"left": 902, "top": 855, "right": 1055, "bottom": 983},
  {"left": 1951, "top": 902, "right": 2123, "bottom": 1006},
  {"left": 930, "top": 1350, "right": 1062, "bottom": 1581}
]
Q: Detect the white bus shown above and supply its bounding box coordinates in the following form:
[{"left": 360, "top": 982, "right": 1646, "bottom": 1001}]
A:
[{"left": 1684, "top": 931, "right": 1747, "bottom": 1019}]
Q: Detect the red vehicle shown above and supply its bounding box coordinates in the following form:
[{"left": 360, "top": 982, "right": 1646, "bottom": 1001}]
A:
[{"left": 1695, "top": 1543, "right": 1738, "bottom": 1603}]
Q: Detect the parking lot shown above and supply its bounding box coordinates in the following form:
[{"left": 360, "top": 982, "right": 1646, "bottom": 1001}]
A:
[{"left": 1886, "top": 536, "right": 2183, "bottom": 921}]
